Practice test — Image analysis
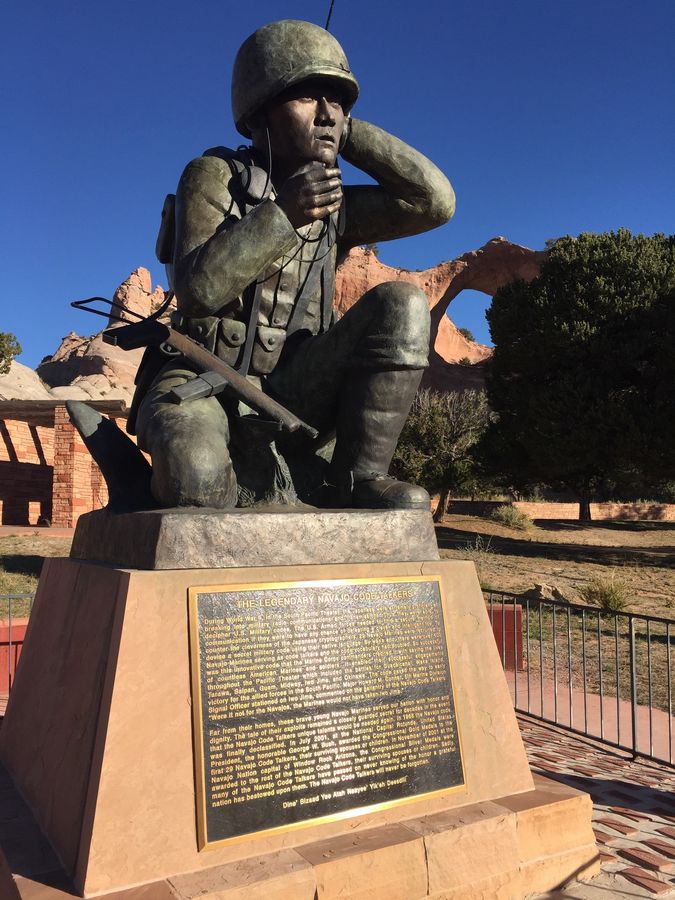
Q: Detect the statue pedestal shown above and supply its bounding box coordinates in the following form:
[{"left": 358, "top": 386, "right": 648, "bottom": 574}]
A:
[{"left": 0, "top": 510, "right": 598, "bottom": 898}]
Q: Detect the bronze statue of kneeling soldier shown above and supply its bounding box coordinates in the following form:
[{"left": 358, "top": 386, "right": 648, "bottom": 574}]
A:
[{"left": 72, "top": 20, "right": 456, "bottom": 512}]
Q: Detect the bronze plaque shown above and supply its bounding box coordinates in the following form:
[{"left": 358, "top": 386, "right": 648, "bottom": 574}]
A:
[{"left": 188, "top": 576, "right": 464, "bottom": 849}]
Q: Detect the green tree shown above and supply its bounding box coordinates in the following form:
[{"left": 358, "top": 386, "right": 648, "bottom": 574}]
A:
[
  {"left": 0, "top": 332, "right": 21, "bottom": 375},
  {"left": 457, "top": 326, "right": 475, "bottom": 342},
  {"left": 482, "top": 230, "right": 675, "bottom": 519},
  {"left": 392, "top": 388, "right": 493, "bottom": 521}
]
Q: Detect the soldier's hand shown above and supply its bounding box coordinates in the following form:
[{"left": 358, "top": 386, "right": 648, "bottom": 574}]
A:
[{"left": 275, "top": 163, "right": 342, "bottom": 228}]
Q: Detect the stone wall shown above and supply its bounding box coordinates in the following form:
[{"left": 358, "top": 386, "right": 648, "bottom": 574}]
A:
[
  {"left": 448, "top": 499, "right": 675, "bottom": 521},
  {"left": 0, "top": 403, "right": 129, "bottom": 528},
  {"left": 516, "top": 501, "right": 675, "bottom": 521}
]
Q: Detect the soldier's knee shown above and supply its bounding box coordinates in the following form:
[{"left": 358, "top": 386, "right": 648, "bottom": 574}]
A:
[
  {"left": 146, "top": 420, "right": 236, "bottom": 508},
  {"left": 371, "top": 281, "right": 428, "bottom": 312},
  {"left": 363, "top": 281, "right": 430, "bottom": 368}
]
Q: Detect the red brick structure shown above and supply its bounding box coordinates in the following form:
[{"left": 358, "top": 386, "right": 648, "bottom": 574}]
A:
[
  {"left": 0, "top": 401, "right": 127, "bottom": 528},
  {"left": 0, "top": 414, "right": 54, "bottom": 526}
]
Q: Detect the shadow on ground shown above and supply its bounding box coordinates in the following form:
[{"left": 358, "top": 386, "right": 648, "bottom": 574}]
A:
[
  {"left": 539, "top": 520, "right": 675, "bottom": 535},
  {"left": 435, "top": 524, "right": 675, "bottom": 569},
  {"left": 0, "top": 555, "right": 45, "bottom": 579},
  {"left": 532, "top": 770, "right": 675, "bottom": 817}
]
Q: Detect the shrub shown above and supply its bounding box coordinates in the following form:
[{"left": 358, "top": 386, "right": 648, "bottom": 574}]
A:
[
  {"left": 0, "top": 332, "right": 21, "bottom": 375},
  {"left": 579, "top": 575, "right": 629, "bottom": 613},
  {"left": 490, "top": 504, "right": 534, "bottom": 531},
  {"left": 458, "top": 356, "right": 472, "bottom": 366},
  {"left": 458, "top": 327, "right": 475, "bottom": 342},
  {"left": 393, "top": 388, "right": 493, "bottom": 521}
]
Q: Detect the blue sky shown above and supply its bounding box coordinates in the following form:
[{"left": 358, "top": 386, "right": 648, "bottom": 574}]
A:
[{"left": 2, "top": 0, "right": 673, "bottom": 366}]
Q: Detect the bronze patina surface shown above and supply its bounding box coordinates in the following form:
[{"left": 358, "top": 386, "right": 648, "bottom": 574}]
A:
[{"left": 129, "top": 19, "right": 455, "bottom": 512}]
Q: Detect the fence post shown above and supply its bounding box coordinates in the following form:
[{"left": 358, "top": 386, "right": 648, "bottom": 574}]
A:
[
  {"left": 628, "top": 617, "right": 639, "bottom": 756},
  {"left": 7, "top": 597, "right": 12, "bottom": 695}
]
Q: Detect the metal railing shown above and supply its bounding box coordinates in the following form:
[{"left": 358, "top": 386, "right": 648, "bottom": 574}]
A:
[
  {"left": 3, "top": 589, "right": 673, "bottom": 767},
  {"left": 485, "top": 590, "right": 674, "bottom": 766},
  {"left": 0, "top": 594, "right": 34, "bottom": 705}
]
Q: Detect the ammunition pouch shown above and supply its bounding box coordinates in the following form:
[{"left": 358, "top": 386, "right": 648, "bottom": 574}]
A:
[
  {"left": 251, "top": 325, "right": 286, "bottom": 374},
  {"left": 183, "top": 316, "right": 219, "bottom": 354},
  {"left": 216, "top": 319, "right": 247, "bottom": 368},
  {"left": 178, "top": 317, "right": 286, "bottom": 374}
]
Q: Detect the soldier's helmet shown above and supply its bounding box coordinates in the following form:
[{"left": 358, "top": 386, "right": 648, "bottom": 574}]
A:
[{"left": 232, "top": 19, "right": 360, "bottom": 137}]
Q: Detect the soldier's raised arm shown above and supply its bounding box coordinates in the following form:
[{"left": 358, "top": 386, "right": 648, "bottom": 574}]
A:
[
  {"left": 339, "top": 118, "right": 455, "bottom": 252},
  {"left": 172, "top": 155, "right": 298, "bottom": 319}
]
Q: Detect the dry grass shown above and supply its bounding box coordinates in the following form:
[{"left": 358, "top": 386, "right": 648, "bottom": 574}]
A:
[
  {"left": 444, "top": 513, "right": 675, "bottom": 714},
  {"left": 0, "top": 535, "right": 71, "bottom": 616},
  {"left": 438, "top": 514, "right": 675, "bottom": 619}
]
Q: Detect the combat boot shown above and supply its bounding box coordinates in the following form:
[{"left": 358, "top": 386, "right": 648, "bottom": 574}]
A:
[{"left": 326, "top": 368, "right": 430, "bottom": 510}]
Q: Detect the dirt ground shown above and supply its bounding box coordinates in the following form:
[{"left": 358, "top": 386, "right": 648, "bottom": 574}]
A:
[
  {"left": 1, "top": 516, "right": 674, "bottom": 620},
  {"left": 437, "top": 514, "right": 675, "bottom": 619}
]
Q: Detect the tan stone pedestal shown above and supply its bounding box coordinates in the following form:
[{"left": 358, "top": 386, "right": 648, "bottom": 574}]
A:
[{"left": 0, "top": 512, "right": 599, "bottom": 898}]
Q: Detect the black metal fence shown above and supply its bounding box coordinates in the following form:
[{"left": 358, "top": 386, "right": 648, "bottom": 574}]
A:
[
  {"left": 3, "top": 590, "right": 674, "bottom": 766},
  {"left": 485, "top": 589, "right": 674, "bottom": 766}
]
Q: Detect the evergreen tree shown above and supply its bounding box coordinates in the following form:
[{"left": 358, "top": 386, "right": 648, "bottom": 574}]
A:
[{"left": 482, "top": 230, "right": 675, "bottom": 518}]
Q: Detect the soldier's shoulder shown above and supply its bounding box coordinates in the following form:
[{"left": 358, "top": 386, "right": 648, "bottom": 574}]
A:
[{"left": 180, "top": 149, "right": 237, "bottom": 178}]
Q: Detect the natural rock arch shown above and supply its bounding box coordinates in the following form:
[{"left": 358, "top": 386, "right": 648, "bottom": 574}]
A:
[{"left": 334, "top": 237, "right": 547, "bottom": 391}]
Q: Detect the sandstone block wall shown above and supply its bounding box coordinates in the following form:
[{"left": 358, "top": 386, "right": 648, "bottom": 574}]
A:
[
  {"left": 0, "top": 407, "right": 136, "bottom": 528},
  {"left": 448, "top": 499, "right": 675, "bottom": 522},
  {"left": 0, "top": 420, "right": 54, "bottom": 526}
]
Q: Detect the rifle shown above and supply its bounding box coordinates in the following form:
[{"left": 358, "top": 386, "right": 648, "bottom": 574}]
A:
[{"left": 71, "top": 297, "right": 319, "bottom": 440}]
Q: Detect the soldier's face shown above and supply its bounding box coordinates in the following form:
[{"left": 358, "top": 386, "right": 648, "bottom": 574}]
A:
[{"left": 263, "top": 78, "right": 346, "bottom": 169}]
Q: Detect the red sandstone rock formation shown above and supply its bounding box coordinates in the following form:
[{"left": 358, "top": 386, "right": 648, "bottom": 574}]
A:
[
  {"left": 2, "top": 242, "right": 546, "bottom": 403},
  {"left": 109, "top": 267, "right": 167, "bottom": 326},
  {"left": 35, "top": 268, "right": 168, "bottom": 405},
  {"left": 335, "top": 238, "right": 546, "bottom": 391}
]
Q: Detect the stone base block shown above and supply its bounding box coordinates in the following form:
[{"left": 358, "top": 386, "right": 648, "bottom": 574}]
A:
[
  {"left": 1, "top": 556, "right": 535, "bottom": 895},
  {"left": 0, "top": 512, "right": 597, "bottom": 898},
  {"left": 296, "top": 823, "right": 428, "bottom": 900},
  {"left": 5, "top": 778, "right": 599, "bottom": 899},
  {"left": 168, "top": 849, "right": 317, "bottom": 900},
  {"left": 69, "top": 506, "right": 440, "bottom": 569}
]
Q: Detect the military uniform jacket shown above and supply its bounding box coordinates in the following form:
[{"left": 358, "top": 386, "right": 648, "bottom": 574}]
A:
[{"left": 169, "top": 118, "right": 456, "bottom": 377}]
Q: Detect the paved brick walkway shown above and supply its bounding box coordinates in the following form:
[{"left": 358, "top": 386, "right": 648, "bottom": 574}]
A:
[{"left": 519, "top": 714, "right": 675, "bottom": 897}]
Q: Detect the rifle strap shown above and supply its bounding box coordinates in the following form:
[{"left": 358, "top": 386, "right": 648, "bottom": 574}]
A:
[{"left": 237, "top": 279, "right": 265, "bottom": 375}]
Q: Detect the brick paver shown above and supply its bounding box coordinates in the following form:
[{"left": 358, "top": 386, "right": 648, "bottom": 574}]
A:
[
  {"left": 520, "top": 714, "right": 675, "bottom": 898},
  {"left": 621, "top": 867, "right": 675, "bottom": 896}
]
